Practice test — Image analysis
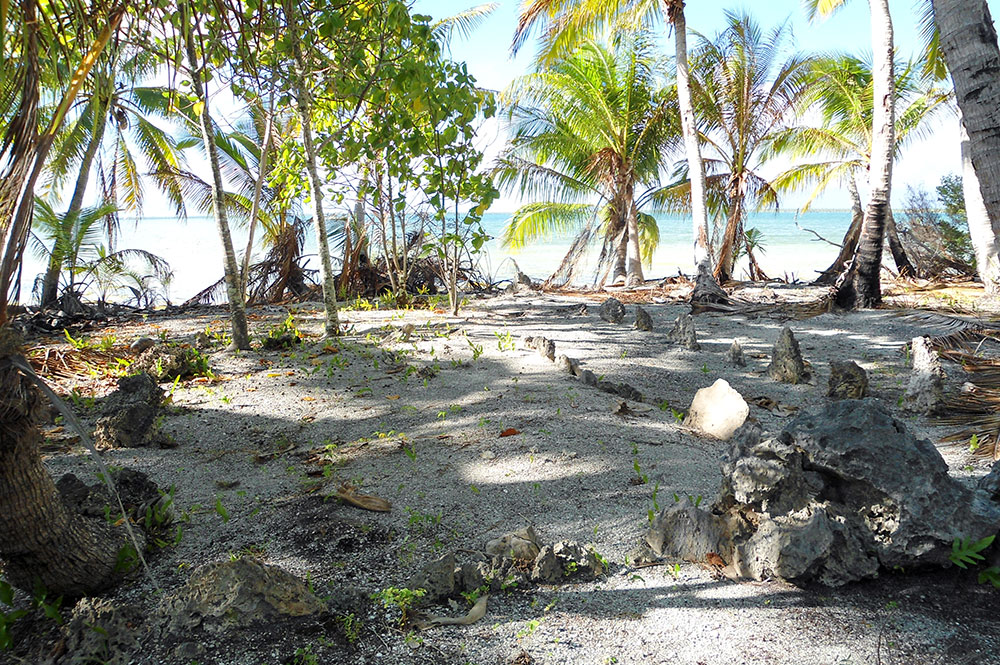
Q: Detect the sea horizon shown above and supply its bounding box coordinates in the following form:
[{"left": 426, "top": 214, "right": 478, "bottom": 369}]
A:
[{"left": 18, "top": 209, "right": 857, "bottom": 305}]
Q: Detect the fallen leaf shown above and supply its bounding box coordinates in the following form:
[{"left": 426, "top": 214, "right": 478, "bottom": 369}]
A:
[
  {"left": 321, "top": 345, "right": 339, "bottom": 354},
  {"left": 386, "top": 395, "right": 400, "bottom": 400},
  {"left": 706, "top": 552, "right": 726, "bottom": 568},
  {"left": 267, "top": 372, "right": 281, "bottom": 377},
  {"left": 499, "top": 428, "right": 521, "bottom": 438},
  {"left": 310, "top": 358, "right": 324, "bottom": 366},
  {"left": 336, "top": 484, "right": 392, "bottom": 512},
  {"left": 302, "top": 396, "right": 316, "bottom": 402},
  {"left": 286, "top": 371, "right": 295, "bottom": 376}
]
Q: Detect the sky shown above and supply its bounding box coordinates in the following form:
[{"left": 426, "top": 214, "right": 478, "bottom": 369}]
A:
[{"left": 412, "top": 0, "right": 1000, "bottom": 213}]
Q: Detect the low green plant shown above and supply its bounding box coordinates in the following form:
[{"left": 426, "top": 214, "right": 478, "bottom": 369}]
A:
[
  {"left": 372, "top": 587, "right": 426, "bottom": 625},
  {"left": 950, "top": 535, "right": 995, "bottom": 569},
  {"left": 467, "top": 337, "right": 484, "bottom": 360},
  {"left": 495, "top": 329, "right": 515, "bottom": 352},
  {"left": 0, "top": 580, "right": 28, "bottom": 651},
  {"left": 338, "top": 612, "right": 363, "bottom": 644}
]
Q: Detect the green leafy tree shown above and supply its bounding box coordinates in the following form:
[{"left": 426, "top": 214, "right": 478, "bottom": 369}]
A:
[{"left": 495, "top": 36, "right": 677, "bottom": 287}]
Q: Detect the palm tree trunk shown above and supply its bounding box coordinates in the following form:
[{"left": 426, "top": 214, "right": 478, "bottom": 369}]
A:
[
  {"left": 611, "top": 222, "right": 628, "bottom": 284},
  {"left": 183, "top": 16, "right": 250, "bottom": 349},
  {"left": 669, "top": 4, "right": 711, "bottom": 279},
  {"left": 815, "top": 177, "right": 864, "bottom": 285},
  {"left": 292, "top": 49, "right": 340, "bottom": 338},
  {"left": 0, "top": 342, "right": 121, "bottom": 596},
  {"left": 241, "top": 102, "right": 275, "bottom": 296},
  {"left": 714, "top": 200, "right": 743, "bottom": 282},
  {"left": 40, "top": 97, "right": 111, "bottom": 307},
  {"left": 625, "top": 192, "right": 644, "bottom": 286},
  {"left": 960, "top": 120, "right": 1000, "bottom": 292},
  {"left": 844, "top": 0, "right": 895, "bottom": 308},
  {"left": 934, "top": 0, "right": 1000, "bottom": 292},
  {"left": 885, "top": 207, "right": 915, "bottom": 277}
]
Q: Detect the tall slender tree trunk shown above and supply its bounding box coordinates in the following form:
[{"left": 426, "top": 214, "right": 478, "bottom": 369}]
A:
[
  {"left": 241, "top": 101, "right": 275, "bottom": 296},
  {"left": 625, "top": 185, "right": 644, "bottom": 286},
  {"left": 183, "top": 16, "right": 250, "bottom": 349},
  {"left": 960, "top": 120, "right": 1000, "bottom": 292},
  {"left": 292, "top": 48, "right": 340, "bottom": 338},
  {"left": 669, "top": 5, "right": 711, "bottom": 279},
  {"left": 815, "top": 176, "right": 864, "bottom": 285},
  {"left": 40, "top": 96, "right": 110, "bottom": 307},
  {"left": 843, "top": 0, "right": 895, "bottom": 308}
]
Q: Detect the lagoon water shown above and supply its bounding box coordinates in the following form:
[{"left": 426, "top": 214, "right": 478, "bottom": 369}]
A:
[{"left": 19, "top": 210, "right": 852, "bottom": 304}]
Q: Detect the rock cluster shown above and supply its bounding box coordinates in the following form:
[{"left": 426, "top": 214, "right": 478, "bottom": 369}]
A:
[
  {"left": 410, "top": 527, "right": 605, "bottom": 602},
  {"left": 646, "top": 399, "right": 1000, "bottom": 586},
  {"left": 524, "top": 336, "right": 556, "bottom": 361}
]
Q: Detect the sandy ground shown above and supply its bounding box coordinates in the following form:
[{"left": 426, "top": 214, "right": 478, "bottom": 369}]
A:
[{"left": 9, "top": 283, "right": 1000, "bottom": 665}]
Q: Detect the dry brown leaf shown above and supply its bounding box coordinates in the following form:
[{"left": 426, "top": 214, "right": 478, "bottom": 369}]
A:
[
  {"left": 499, "top": 428, "right": 521, "bottom": 438},
  {"left": 336, "top": 485, "right": 392, "bottom": 512}
]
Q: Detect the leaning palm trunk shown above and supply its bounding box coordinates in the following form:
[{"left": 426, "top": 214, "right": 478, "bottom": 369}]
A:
[
  {"left": 241, "top": 101, "right": 275, "bottom": 295},
  {"left": 0, "top": 2, "right": 130, "bottom": 597},
  {"left": 0, "top": 336, "right": 121, "bottom": 595},
  {"left": 182, "top": 13, "right": 250, "bottom": 349},
  {"left": 41, "top": 97, "right": 111, "bottom": 306},
  {"left": 885, "top": 208, "right": 915, "bottom": 277},
  {"left": 934, "top": 0, "right": 1000, "bottom": 294},
  {"left": 843, "top": 0, "right": 895, "bottom": 308},
  {"left": 291, "top": 45, "right": 340, "bottom": 338},
  {"left": 960, "top": 121, "right": 1000, "bottom": 292},
  {"left": 815, "top": 177, "right": 864, "bottom": 285},
  {"left": 714, "top": 198, "right": 743, "bottom": 282}
]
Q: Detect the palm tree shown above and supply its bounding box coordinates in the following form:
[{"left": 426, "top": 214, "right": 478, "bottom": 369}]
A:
[
  {"left": 805, "top": 0, "right": 895, "bottom": 307},
  {"left": 511, "top": 0, "right": 720, "bottom": 297},
  {"left": 494, "top": 36, "right": 678, "bottom": 287},
  {"left": 38, "top": 48, "right": 187, "bottom": 306},
  {"left": 681, "top": 11, "right": 813, "bottom": 282},
  {"left": 767, "top": 54, "right": 952, "bottom": 282},
  {"left": 925, "top": 0, "right": 1000, "bottom": 294},
  {"left": 0, "top": 0, "right": 131, "bottom": 597}
]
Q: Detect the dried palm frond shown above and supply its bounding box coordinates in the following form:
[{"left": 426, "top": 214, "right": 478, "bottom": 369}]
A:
[
  {"left": 894, "top": 310, "right": 1000, "bottom": 351},
  {"left": 938, "top": 396, "right": 1000, "bottom": 461}
]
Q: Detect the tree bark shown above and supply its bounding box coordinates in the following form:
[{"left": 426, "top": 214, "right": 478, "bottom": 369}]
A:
[
  {"left": 625, "top": 188, "right": 644, "bottom": 286},
  {"left": 815, "top": 176, "right": 864, "bottom": 285},
  {"left": 843, "top": 0, "right": 895, "bottom": 308},
  {"left": 960, "top": 120, "right": 1000, "bottom": 292},
  {"left": 292, "top": 51, "right": 341, "bottom": 338},
  {"left": 0, "top": 347, "right": 121, "bottom": 596},
  {"left": 933, "top": 0, "right": 1000, "bottom": 294},
  {"left": 714, "top": 198, "right": 743, "bottom": 282},
  {"left": 183, "top": 15, "right": 251, "bottom": 349},
  {"left": 885, "top": 208, "right": 915, "bottom": 277},
  {"left": 41, "top": 96, "right": 110, "bottom": 307},
  {"left": 669, "top": 4, "right": 712, "bottom": 280},
  {"left": 241, "top": 102, "right": 275, "bottom": 296}
]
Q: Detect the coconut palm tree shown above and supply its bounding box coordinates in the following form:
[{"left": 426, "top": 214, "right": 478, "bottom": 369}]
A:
[
  {"left": 0, "top": 0, "right": 133, "bottom": 597},
  {"left": 921, "top": 0, "right": 1000, "bottom": 294},
  {"left": 767, "top": 54, "right": 952, "bottom": 282},
  {"left": 805, "top": 0, "right": 895, "bottom": 307},
  {"left": 512, "top": 0, "right": 719, "bottom": 297},
  {"left": 680, "top": 11, "right": 813, "bottom": 282},
  {"left": 495, "top": 36, "right": 678, "bottom": 287},
  {"left": 37, "top": 48, "right": 187, "bottom": 306}
]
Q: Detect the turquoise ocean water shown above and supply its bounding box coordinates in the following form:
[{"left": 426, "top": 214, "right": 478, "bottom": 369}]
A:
[{"left": 18, "top": 210, "right": 852, "bottom": 304}]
